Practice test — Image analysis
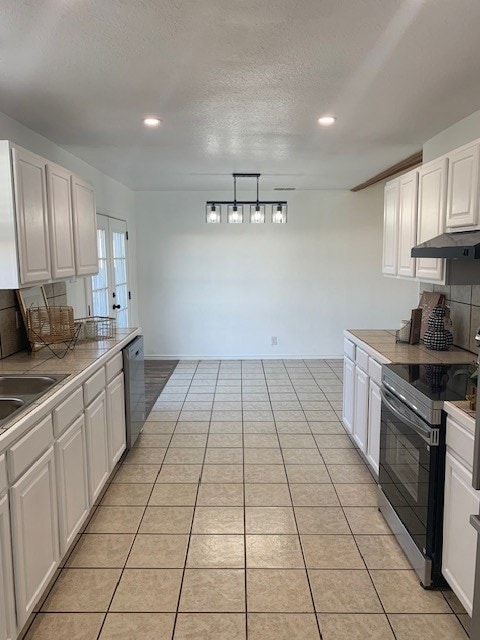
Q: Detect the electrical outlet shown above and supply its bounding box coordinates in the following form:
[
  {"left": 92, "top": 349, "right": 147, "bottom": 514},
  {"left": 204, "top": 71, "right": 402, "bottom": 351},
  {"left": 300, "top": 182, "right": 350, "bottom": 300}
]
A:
[{"left": 271, "top": 336, "right": 277, "bottom": 346}]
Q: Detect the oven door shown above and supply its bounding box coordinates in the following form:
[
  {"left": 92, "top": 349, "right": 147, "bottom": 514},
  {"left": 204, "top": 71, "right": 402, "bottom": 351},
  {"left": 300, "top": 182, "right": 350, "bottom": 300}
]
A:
[{"left": 379, "top": 387, "right": 440, "bottom": 558}]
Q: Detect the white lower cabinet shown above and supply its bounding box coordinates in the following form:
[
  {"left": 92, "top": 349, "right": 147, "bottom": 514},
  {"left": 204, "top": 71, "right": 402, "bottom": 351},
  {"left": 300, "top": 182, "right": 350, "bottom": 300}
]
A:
[
  {"left": 443, "top": 449, "right": 479, "bottom": 615},
  {"left": 107, "top": 372, "right": 126, "bottom": 469},
  {"left": 353, "top": 366, "right": 369, "bottom": 451},
  {"left": 367, "top": 380, "right": 382, "bottom": 475},
  {"left": 85, "top": 391, "right": 110, "bottom": 503},
  {"left": 342, "top": 357, "right": 355, "bottom": 434},
  {"left": 0, "top": 494, "right": 15, "bottom": 640},
  {"left": 55, "top": 415, "right": 90, "bottom": 555},
  {"left": 10, "top": 447, "right": 59, "bottom": 628}
]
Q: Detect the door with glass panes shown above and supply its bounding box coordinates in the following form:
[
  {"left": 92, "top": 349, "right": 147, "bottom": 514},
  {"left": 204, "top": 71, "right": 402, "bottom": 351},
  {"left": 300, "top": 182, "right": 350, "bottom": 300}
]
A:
[{"left": 89, "top": 214, "right": 130, "bottom": 328}]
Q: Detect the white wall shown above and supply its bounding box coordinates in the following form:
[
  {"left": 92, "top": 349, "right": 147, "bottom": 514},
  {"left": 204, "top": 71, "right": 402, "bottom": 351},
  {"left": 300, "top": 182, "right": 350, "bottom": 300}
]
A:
[
  {"left": 424, "top": 108, "right": 480, "bottom": 162},
  {"left": 135, "top": 186, "right": 419, "bottom": 358},
  {"left": 0, "top": 111, "right": 139, "bottom": 326}
]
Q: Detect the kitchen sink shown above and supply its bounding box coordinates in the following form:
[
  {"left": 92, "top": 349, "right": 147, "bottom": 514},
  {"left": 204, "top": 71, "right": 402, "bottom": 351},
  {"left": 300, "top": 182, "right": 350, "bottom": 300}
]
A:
[
  {"left": 0, "top": 376, "right": 61, "bottom": 396},
  {"left": 0, "top": 374, "right": 67, "bottom": 428},
  {"left": 0, "top": 398, "right": 24, "bottom": 421}
]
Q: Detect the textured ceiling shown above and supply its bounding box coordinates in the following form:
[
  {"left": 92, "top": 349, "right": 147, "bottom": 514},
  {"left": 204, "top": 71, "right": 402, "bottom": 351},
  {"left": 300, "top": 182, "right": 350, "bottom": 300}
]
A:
[{"left": 1, "top": 0, "right": 480, "bottom": 191}]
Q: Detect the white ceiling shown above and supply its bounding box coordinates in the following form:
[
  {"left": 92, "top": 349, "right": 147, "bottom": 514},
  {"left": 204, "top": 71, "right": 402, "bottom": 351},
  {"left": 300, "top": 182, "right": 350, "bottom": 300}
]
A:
[{"left": 1, "top": 0, "right": 480, "bottom": 191}]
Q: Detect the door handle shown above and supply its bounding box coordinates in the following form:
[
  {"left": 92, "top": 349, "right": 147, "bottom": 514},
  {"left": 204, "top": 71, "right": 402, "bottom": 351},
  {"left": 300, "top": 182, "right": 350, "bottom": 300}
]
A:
[{"left": 113, "top": 304, "right": 121, "bottom": 310}]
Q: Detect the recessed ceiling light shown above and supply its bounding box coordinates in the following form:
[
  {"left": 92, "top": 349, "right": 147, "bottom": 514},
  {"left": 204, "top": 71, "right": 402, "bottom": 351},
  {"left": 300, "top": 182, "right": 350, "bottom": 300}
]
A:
[
  {"left": 318, "top": 116, "right": 336, "bottom": 126},
  {"left": 143, "top": 117, "right": 161, "bottom": 127}
]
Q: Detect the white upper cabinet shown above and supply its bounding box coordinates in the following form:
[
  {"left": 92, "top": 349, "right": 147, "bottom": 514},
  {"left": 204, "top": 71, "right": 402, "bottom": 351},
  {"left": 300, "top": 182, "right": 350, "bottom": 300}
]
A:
[
  {"left": 72, "top": 176, "right": 98, "bottom": 276},
  {"left": 46, "top": 163, "right": 76, "bottom": 280},
  {"left": 415, "top": 157, "right": 448, "bottom": 283},
  {"left": 12, "top": 146, "right": 51, "bottom": 285},
  {"left": 382, "top": 179, "right": 399, "bottom": 276},
  {"left": 397, "top": 170, "right": 418, "bottom": 278},
  {"left": 446, "top": 141, "right": 480, "bottom": 231}
]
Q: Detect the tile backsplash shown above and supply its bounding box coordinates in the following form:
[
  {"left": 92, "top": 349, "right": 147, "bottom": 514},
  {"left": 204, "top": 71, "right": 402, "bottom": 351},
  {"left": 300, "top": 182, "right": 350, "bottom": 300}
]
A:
[
  {"left": 0, "top": 282, "right": 67, "bottom": 359},
  {"left": 420, "top": 283, "right": 480, "bottom": 353}
]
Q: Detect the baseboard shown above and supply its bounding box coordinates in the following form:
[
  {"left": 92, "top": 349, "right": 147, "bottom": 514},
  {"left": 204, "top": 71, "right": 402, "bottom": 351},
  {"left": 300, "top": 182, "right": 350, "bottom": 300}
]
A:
[{"left": 145, "top": 354, "right": 343, "bottom": 360}]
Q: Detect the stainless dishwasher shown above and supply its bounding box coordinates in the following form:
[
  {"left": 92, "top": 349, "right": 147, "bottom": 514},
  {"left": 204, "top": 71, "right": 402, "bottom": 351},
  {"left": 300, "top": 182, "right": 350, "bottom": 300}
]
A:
[{"left": 123, "top": 335, "right": 146, "bottom": 449}]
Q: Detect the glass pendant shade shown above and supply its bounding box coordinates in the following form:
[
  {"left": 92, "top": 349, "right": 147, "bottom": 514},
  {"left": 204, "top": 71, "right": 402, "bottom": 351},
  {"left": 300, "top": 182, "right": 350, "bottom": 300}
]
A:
[
  {"left": 206, "top": 203, "right": 221, "bottom": 223},
  {"left": 272, "top": 204, "right": 287, "bottom": 224},
  {"left": 227, "top": 204, "right": 244, "bottom": 224},
  {"left": 250, "top": 204, "right": 265, "bottom": 224}
]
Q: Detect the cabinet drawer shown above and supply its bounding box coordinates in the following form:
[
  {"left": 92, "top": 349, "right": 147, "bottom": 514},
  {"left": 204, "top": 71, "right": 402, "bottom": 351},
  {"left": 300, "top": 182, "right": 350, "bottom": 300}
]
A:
[
  {"left": 0, "top": 454, "right": 6, "bottom": 494},
  {"left": 446, "top": 416, "right": 475, "bottom": 471},
  {"left": 84, "top": 367, "right": 106, "bottom": 406},
  {"left": 53, "top": 387, "right": 84, "bottom": 437},
  {"left": 105, "top": 352, "right": 123, "bottom": 383},
  {"left": 368, "top": 358, "right": 383, "bottom": 386},
  {"left": 356, "top": 347, "right": 369, "bottom": 372},
  {"left": 343, "top": 338, "right": 355, "bottom": 360},
  {"left": 8, "top": 414, "right": 53, "bottom": 482}
]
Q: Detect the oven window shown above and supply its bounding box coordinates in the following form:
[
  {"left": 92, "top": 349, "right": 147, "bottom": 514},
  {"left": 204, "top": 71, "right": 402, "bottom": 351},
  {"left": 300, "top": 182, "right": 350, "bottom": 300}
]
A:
[{"left": 385, "top": 422, "right": 421, "bottom": 502}]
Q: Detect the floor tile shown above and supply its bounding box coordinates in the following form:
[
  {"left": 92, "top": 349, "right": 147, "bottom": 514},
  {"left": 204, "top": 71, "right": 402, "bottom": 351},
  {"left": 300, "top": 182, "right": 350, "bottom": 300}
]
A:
[
  {"left": 135, "top": 434, "right": 172, "bottom": 447},
  {"left": 148, "top": 483, "right": 198, "bottom": 505},
  {"left": 279, "top": 434, "right": 316, "bottom": 448},
  {"left": 157, "top": 464, "right": 203, "bottom": 483},
  {"left": 327, "top": 465, "right": 374, "bottom": 484},
  {"left": 388, "top": 613, "right": 469, "bottom": 639},
  {"left": 192, "top": 507, "right": 244, "bottom": 534},
  {"left": 246, "top": 535, "right": 304, "bottom": 568},
  {"left": 244, "top": 465, "right": 287, "bottom": 483},
  {"left": 110, "top": 569, "right": 183, "bottom": 612},
  {"left": 334, "top": 484, "right": 378, "bottom": 506},
  {"left": 320, "top": 448, "right": 364, "bottom": 464},
  {"left": 123, "top": 447, "right": 167, "bottom": 464},
  {"left": 187, "top": 535, "right": 244, "bottom": 568},
  {"left": 179, "top": 569, "right": 245, "bottom": 612},
  {"left": 41, "top": 569, "right": 121, "bottom": 612},
  {"left": 208, "top": 434, "right": 243, "bottom": 447},
  {"left": 101, "top": 484, "right": 153, "bottom": 506},
  {"left": 294, "top": 507, "right": 350, "bottom": 534},
  {"left": 139, "top": 506, "right": 194, "bottom": 533},
  {"left": 290, "top": 484, "right": 339, "bottom": 506},
  {"left": 244, "top": 448, "right": 283, "bottom": 464},
  {"left": 244, "top": 434, "right": 279, "bottom": 448},
  {"left": 86, "top": 507, "right": 144, "bottom": 534},
  {"left": 248, "top": 613, "right": 320, "bottom": 639},
  {"left": 66, "top": 534, "right": 134, "bottom": 568},
  {"left": 315, "top": 435, "right": 354, "bottom": 448},
  {"left": 164, "top": 448, "right": 205, "bottom": 464},
  {"left": 355, "top": 535, "right": 411, "bottom": 569},
  {"left": 285, "top": 465, "right": 330, "bottom": 483},
  {"left": 174, "top": 613, "right": 246, "bottom": 639},
  {"left": 197, "top": 483, "right": 244, "bottom": 506},
  {"left": 126, "top": 534, "right": 189, "bottom": 568},
  {"left": 301, "top": 535, "right": 364, "bottom": 569},
  {"left": 247, "top": 569, "right": 313, "bottom": 612},
  {"left": 318, "top": 613, "right": 394, "bottom": 639},
  {"left": 113, "top": 464, "right": 160, "bottom": 483},
  {"left": 204, "top": 447, "right": 243, "bottom": 464},
  {"left": 308, "top": 569, "right": 382, "bottom": 613},
  {"left": 25, "top": 613, "right": 104, "bottom": 640},
  {"left": 245, "top": 507, "right": 297, "bottom": 534},
  {"left": 343, "top": 507, "right": 390, "bottom": 534},
  {"left": 202, "top": 464, "right": 244, "bottom": 483},
  {"left": 244, "top": 483, "right": 292, "bottom": 506},
  {"left": 370, "top": 570, "right": 451, "bottom": 613},
  {"left": 282, "top": 449, "right": 323, "bottom": 464},
  {"left": 99, "top": 613, "right": 175, "bottom": 639}
]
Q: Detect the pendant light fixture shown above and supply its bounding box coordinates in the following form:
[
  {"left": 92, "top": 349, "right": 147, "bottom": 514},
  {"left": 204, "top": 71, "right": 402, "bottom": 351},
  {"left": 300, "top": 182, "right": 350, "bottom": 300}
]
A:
[{"left": 206, "top": 173, "right": 287, "bottom": 224}]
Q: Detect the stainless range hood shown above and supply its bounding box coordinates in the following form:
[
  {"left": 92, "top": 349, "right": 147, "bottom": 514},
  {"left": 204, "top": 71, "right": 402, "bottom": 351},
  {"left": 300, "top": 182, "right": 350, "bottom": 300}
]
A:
[{"left": 411, "top": 231, "right": 480, "bottom": 260}]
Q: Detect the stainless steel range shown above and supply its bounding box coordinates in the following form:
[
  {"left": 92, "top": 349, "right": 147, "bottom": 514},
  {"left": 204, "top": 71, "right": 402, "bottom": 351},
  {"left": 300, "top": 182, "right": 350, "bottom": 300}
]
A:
[{"left": 379, "top": 361, "right": 475, "bottom": 588}]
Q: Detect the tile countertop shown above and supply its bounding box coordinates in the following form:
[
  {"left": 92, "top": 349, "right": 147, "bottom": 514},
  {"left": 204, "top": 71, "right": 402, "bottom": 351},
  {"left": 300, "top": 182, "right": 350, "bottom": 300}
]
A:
[{"left": 0, "top": 327, "right": 141, "bottom": 450}]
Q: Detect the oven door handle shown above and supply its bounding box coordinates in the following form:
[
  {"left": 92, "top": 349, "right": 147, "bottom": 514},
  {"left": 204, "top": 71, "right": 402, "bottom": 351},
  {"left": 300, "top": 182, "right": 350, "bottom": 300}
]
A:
[{"left": 380, "top": 387, "right": 438, "bottom": 445}]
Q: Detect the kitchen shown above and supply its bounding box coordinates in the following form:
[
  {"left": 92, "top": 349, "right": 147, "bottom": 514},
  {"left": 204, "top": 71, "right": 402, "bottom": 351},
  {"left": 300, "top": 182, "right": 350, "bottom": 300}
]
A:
[{"left": 1, "top": 1, "right": 480, "bottom": 639}]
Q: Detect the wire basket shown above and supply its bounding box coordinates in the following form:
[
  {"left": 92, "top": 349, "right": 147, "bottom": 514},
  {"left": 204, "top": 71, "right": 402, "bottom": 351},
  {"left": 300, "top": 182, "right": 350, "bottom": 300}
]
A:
[
  {"left": 26, "top": 305, "right": 80, "bottom": 357},
  {"left": 76, "top": 316, "right": 116, "bottom": 341}
]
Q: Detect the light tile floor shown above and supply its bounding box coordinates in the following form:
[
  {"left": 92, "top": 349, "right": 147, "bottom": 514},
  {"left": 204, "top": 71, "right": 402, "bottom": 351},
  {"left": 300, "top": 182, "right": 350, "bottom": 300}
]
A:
[{"left": 25, "top": 359, "right": 469, "bottom": 639}]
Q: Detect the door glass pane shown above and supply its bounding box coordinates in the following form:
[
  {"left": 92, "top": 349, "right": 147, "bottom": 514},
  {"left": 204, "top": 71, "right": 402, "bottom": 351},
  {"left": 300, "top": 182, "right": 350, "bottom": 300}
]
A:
[
  {"left": 112, "top": 230, "right": 128, "bottom": 328},
  {"left": 91, "top": 228, "right": 109, "bottom": 317}
]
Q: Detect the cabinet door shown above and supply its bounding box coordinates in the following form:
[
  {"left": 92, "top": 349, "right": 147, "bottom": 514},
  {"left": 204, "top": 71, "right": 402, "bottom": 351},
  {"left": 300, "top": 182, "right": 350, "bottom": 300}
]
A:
[
  {"left": 46, "top": 163, "right": 76, "bottom": 279},
  {"left": 342, "top": 357, "right": 355, "bottom": 434},
  {"left": 10, "top": 447, "right": 59, "bottom": 627},
  {"left": 55, "top": 414, "right": 90, "bottom": 555},
  {"left": 11, "top": 146, "right": 51, "bottom": 285},
  {"left": 446, "top": 142, "right": 480, "bottom": 230},
  {"left": 353, "top": 367, "right": 369, "bottom": 453},
  {"left": 85, "top": 391, "right": 109, "bottom": 503},
  {"left": 0, "top": 494, "right": 15, "bottom": 640},
  {"left": 71, "top": 175, "right": 98, "bottom": 276},
  {"left": 397, "top": 170, "right": 418, "bottom": 278},
  {"left": 382, "top": 180, "right": 399, "bottom": 275},
  {"left": 367, "top": 380, "right": 381, "bottom": 476},
  {"left": 107, "top": 372, "right": 126, "bottom": 469},
  {"left": 442, "top": 450, "right": 480, "bottom": 615},
  {"left": 416, "top": 157, "right": 448, "bottom": 282}
]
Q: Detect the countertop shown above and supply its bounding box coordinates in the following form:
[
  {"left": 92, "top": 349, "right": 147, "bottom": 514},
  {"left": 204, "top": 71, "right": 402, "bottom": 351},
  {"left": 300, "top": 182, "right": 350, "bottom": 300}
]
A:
[{"left": 0, "top": 327, "right": 140, "bottom": 449}]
